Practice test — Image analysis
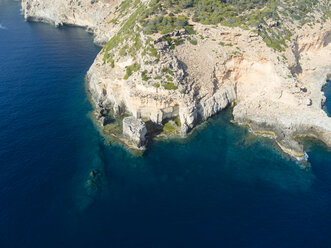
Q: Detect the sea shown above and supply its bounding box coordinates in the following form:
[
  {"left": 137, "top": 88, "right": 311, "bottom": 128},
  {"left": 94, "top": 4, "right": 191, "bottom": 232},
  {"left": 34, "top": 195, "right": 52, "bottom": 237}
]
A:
[{"left": 0, "top": 1, "right": 330, "bottom": 247}]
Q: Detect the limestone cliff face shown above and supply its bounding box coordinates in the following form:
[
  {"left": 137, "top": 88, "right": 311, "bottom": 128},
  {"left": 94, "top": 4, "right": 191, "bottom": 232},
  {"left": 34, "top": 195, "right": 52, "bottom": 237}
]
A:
[
  {"left": 232, "top": 23, "right": 331, "bottom": 159},
  {"left": 87, "top": 40, "right": 237, "bottom": 130},
  {"left": 21, "top": 0, "right": 331, "bottom": 159}
]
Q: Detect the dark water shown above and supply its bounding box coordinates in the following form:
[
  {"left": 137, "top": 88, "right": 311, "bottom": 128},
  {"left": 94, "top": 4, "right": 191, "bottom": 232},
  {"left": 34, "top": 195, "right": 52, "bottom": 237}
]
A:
[
  {"left": 324, "top": 79, "right": 331, "bottom": 116},
  {"left": 1, "top": 1, "right": 331, "bottom": 247}
]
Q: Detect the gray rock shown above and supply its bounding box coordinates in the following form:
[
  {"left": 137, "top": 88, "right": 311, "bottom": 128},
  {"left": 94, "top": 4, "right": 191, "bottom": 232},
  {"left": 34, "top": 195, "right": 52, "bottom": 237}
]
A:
[
  {"left": 98, "top": 116, "right": 106, "bottom": 126},
  {"left": 113, "top": 103, "right": 121, "bottom": 116},
  {"left": 181, "top": 123, "right": 189, "bottom": 134},
  {"left": 123, "top": 116, "right": 147, "bottom": 147}
]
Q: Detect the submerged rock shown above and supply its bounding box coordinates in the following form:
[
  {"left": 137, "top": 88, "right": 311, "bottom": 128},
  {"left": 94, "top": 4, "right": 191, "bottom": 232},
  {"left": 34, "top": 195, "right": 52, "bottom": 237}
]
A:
[
  {"left": 89, "top": 169, "right": 98, "bottom": 178},
  {"left": 123, "top": 116, "right": 147, "bottom": 148},
  {"left": 85, "top": 169, "right": 102, "bottom": 197}
]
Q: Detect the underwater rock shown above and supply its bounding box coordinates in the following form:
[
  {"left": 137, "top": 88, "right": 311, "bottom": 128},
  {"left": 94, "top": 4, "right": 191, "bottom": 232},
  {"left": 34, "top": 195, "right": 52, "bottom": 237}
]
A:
[{"left": 85, "top": 169, "right": 102, "bottom": 197}]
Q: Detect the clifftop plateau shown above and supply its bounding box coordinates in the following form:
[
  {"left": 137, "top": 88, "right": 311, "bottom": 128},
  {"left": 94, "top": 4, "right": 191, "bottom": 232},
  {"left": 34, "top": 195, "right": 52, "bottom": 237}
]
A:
[{"left": 21, "top": 0, "right": 331, "bottom": 160}]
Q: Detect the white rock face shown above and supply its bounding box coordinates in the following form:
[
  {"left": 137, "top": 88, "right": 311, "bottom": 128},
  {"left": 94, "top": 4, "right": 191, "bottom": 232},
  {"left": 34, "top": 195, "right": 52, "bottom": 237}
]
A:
[
  {"left": 21, "top": 0, "right": 331, "bottom": 159},
  {"left": 122, "top": 116, "right": 147, "bottom": 148},
  {"left": 21, "top": 0, "right": 121, "bottom": 44}
]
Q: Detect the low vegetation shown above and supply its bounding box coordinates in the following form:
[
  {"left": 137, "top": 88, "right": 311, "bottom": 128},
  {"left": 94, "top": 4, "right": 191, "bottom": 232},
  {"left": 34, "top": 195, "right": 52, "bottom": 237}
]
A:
[
  {"left": 124, "top": 63, "right": 141, "bottom": 79},
  {"left": 162, "top": 67, "right": 174, "bottom": 75},
  {"left": 102, "top": 0, "right": 330, "bottom": 75},
  {"left": 163, "top": 82, "right": 178, "bottom": 90},
  {"left": 141, "top": 70, "right": 150, "bottom": 81},
  {"left": 161, "top": 118, "right": 181, "bottom": 135},
  {"left": 163, "top": 122, "right": 177, "bottom": 133}
]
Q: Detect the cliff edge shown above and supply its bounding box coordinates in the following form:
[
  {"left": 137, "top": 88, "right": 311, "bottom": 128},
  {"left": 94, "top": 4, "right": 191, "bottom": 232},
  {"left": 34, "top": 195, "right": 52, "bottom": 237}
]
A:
[{"left": 22, "top": 0, "right": 331, "bottom": 159}]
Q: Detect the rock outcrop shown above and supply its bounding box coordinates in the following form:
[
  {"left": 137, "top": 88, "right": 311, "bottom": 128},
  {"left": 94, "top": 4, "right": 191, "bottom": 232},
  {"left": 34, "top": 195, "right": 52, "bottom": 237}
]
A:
[
  {"left": 122, "top": 116, "right": 147, "bottom": 148},
  {"left": 21, "top": 0, "right": 331, "bottom": 160}
]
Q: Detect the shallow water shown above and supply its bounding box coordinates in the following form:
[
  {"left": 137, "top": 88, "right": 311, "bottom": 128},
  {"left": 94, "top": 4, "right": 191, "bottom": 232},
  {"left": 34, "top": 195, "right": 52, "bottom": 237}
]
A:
[{"left": 0, "top": 2, "right": 331, "bottom": 247}]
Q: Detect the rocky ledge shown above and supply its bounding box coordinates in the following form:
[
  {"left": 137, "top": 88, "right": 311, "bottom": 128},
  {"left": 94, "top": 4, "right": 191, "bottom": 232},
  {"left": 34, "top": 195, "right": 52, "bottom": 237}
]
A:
[{"left": 22, "top": 0, "right": 331, "bottom": 160}]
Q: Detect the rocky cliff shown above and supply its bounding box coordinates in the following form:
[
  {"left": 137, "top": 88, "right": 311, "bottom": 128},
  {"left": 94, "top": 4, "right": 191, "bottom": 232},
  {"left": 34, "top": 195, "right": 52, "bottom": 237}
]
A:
[
  {"left": 21, "top": 0, "right": 331, "bottom": 159},
  {"left": 21, "top": 0, "right": 123, "bottom": 44}
]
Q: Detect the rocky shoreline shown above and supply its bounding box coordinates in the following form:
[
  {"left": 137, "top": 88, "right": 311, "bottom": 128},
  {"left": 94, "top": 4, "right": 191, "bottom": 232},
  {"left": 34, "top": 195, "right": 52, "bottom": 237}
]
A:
[{"left": 21, "top": 0, "right": 331, "bottom": 160}]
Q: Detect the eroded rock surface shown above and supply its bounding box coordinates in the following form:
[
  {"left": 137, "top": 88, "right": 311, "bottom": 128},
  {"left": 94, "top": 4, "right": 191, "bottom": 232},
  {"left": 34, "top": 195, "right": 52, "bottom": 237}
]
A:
[{"left": 123, "top": 116, "right": 147, "bottom": 148}]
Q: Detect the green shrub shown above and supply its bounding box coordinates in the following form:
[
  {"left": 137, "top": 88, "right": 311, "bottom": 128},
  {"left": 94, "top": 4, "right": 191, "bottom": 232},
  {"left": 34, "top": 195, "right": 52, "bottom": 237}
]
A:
[
  {"left": 189, "top": 38, "right": 198, "bottom": 45},
  {"left": 163, "top": 82, "right": 178, "bottom": 90},
  {"left": 163, "top": 122, "right": 177, "bottom": 133},
  {"left": 142, "top": 15, "right": 190, "bottom": 34},
  {"left": 119, "top": 45, "right": 128, "bottom": 56},
  {"left": 124, "top": 63, "right": 141, "bottom": 79},
  {"left": 141, "top": 70, "right": 150, "bottom": 81},
  {"left": 162, "top": 67, "right": 174, "bottom": 75},
  {"left": 166, "top": 75, "right": 173, "bottom": 82},
  {"left": 174, "top": 117, "right": 181, "bottom": 127},
  {"left": 146, "top": 44, "right": 158, "bottom": 57}
]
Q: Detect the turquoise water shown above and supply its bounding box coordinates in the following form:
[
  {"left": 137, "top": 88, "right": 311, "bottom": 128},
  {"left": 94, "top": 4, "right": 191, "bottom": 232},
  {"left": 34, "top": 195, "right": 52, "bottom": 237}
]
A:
[{"left": 0, "top": 1, "right": 331, "bottom": 247}]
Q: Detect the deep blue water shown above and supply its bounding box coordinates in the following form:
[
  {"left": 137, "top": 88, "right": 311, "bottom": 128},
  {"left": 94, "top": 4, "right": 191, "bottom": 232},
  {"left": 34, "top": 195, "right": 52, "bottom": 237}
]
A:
[{"left": 0, "top": 1, "right": 331, "bottom": 247}]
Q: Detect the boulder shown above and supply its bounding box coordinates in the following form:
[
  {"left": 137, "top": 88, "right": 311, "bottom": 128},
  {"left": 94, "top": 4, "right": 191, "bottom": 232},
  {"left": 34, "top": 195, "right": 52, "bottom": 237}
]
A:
[{"left": 123, "top": 116, "right": 147, "bottom": 147}]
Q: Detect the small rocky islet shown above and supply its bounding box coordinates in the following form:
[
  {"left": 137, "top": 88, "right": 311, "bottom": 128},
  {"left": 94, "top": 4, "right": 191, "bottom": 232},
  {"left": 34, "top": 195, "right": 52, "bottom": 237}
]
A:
[{"left": 21, "top": 0, "right": 331, "bottom": 160}]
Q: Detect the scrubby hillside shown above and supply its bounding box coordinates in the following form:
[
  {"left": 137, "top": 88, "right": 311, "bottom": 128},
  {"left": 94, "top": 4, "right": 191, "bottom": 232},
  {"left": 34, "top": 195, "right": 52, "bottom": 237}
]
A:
[{"left": 103, "top": 0, "right": 330, "bottom": 62}]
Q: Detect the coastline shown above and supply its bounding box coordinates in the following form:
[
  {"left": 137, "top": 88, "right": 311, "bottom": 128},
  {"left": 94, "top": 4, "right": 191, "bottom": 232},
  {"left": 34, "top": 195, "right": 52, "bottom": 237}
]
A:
[
  {"left": 21, "top": 0, "right": 331, "bottom": 161},
  {"left": 3, "top": 2, "right": 331, "bottom": 247}
]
